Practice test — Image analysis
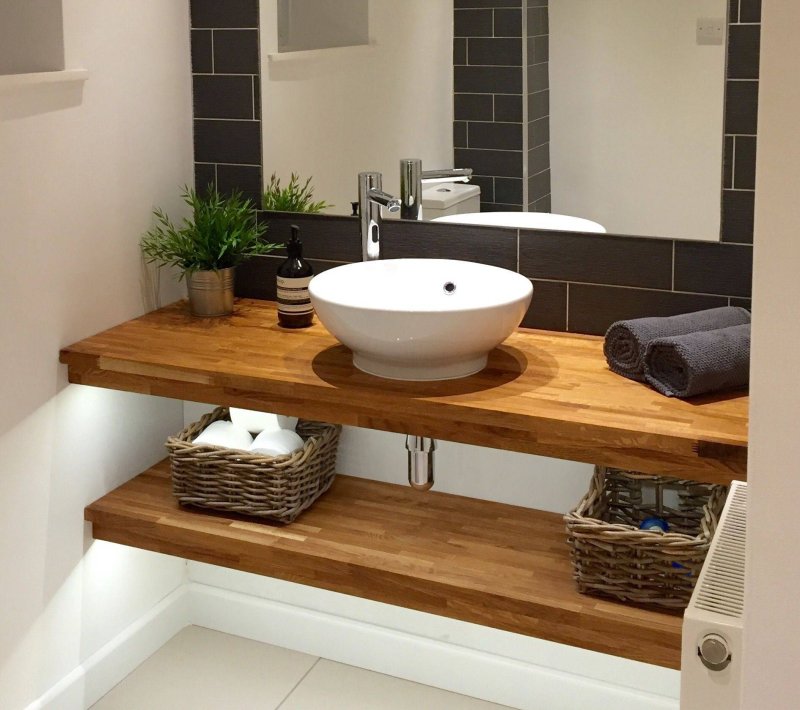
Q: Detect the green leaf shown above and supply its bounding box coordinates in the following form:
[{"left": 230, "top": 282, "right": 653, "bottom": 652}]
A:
[{"left": 262, "top": 172, "right": 333, "bottom": 213}]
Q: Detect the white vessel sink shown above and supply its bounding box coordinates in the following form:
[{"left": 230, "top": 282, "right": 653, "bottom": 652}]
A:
[
  {"left": 434, "top": 211, "right": 607, "bottom": 233},
  {"left": 309, "top": 259, "right": 533, "bottom": 381}
]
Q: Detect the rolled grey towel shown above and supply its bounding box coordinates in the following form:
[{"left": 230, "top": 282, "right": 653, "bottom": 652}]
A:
[
  {"left": 603, "top": 307, "right": 751, "bottom": 381},
  {"left": 644, "top": 323, "right": 751, "bottom": 398}
]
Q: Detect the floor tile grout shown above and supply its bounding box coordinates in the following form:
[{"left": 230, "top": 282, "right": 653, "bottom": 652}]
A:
[{"left": 275, "top": 656, "right": 321, "bottom": 710}]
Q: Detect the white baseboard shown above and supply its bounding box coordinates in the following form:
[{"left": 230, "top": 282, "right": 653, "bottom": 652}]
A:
[
  {"left": 26, "top": 585, "right": 191, "bottom": 710},
  {"left": 28, "top": 578, "right": 679, "bottom": 710},
  {"left": 188, "top": 580, "right": 679, "bottom": 710}
]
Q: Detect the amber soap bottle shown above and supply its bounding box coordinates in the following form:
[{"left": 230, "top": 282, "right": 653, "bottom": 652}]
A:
[{"left": 277, "top": 225, "right": 314, "bottom": 328}]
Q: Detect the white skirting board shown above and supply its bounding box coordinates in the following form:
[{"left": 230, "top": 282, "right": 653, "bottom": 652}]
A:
[
  {"left": 24, "top": 586, "right": 191, "bottom": 710},
  {"left": 29, "top": 576, "right": 679, "bottom": 710}
]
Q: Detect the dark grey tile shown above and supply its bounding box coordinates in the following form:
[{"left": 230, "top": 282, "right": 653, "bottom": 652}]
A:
[
  {"left": 260, "top": 213, "right": 361, "bottom": 262},
  {"left": 528, "top": 143, "right": 549, "bottom": 175},
  {"left": 494, "top": 9, "right": 522, "bottom": 37},
  {"left": 213, "top": 29, "right": 259, "bottom": 74},
  {"left": 195, "top": 163, "right": 216, "bottom": 193},
  {"left": 381, "top": 220, "right": 517, "bottom": 270},
  {"left": 454, "top": 37, "right": 467, "bottom": 65},
  {"left": 568, "top": 285, "right": 728, "bottom": 336},
  {"left": 454, "top": 120, "right": 468, "bottom": 148},
  {"left": 194, "top": 119, "right": 261, "bottom": 165},
  {"left": 728, "top": 0, "right": 739, "bottom": 23},
  {"left": 674, "top": 242, "right": 753, "bottom": 297},
  {"left": 519, "top": 231, "right": 673, "bottom": 289},
  {"left": 190, "top": 0, "right": 259, "bottom": 28},
  {"left": 454, "top": 148, "right": 523, "bottom": 178},
  {"left": 455, "top": 0, "right": 521, "bottom": 6},
  {"left": 725, "top": 80, "right": 759, "bottom": 135},
  {"left": 530, "top": 193, "right": 551, "bottom": 213},
  {"left": 494, "top": 177, "right": 523, "bottom": 205},
  {"left": 529, "top": 35, "right": 549, "bottom": 65},
  {"left": 733, "top": 136, "right": 757, "bottom": 190},
  {"left": 723, "top": 135, "right": 734, "bottom": 189},
  {"left": 739, "top": 0, "right": 761, "bottom": 23},
  {"left": 455, "top": 93, "right": 494, "bottom": 121},
  {"left": 455, "top": 65, "right": 522, "bottom": 93},
  {"left": 469, "top": 37, "right": 522, "bottom": 66},
  {"left": 470, "top": 175, "right": 494, "bottom": 202},
  {"left": 527, "top": 7, "right": 549, "bottom": 36},
  {"left": 721, "top": 190, "right": 755, "bottom": 243},
  {"left": 727, "top": 25, "right": 760, "bottom": 80},
  {"left": 494, "top": 94, "right": 522, "bottom": 122},
  {"left": 253, "top": 76, "right": 260, "bottom": 119},
  {"left": 528, "top": 116, "right": 549, "bottom": 148},
  {"left": 217, "top": 164, "right": 262, "bottom": 204},
  {"left": 479, "top": 202, "right": 524, "bottom": 213},
  {"left": 468, "top": 122, "right": 523, "bottom": 150},
  {"left": 455, "top": 9, "right": 493, "bottom": 37},
  {"left": 528, "top": 169, "right": 551, "bottom": 202},
  {"left": 191, "top": 30, "right": 213, "bottom": 73},
  {"left": 528, "top": 89, "right": 549, "bottom": 121},
  {"left": 193, "top": 75, "right": 254, "bottom": 119},
  {"left": 236, "top": 256, "right": 345, "bottom": 301},
  {"left": 528, "top": 62, "right": 548, "bottom": 92},
  {"left": 522, "top": 280, "right": 567, "bottom": 331}
]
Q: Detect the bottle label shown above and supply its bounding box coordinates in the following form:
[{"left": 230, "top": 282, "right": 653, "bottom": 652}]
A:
[{"left": 277, "top": 276, "right": 314, "bottom": 315}]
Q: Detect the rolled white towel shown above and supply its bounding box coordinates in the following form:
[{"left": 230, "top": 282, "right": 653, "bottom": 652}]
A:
[
  {"left": 230, "top": 407, "right": 299, "bottom": 434},
  {"left": 250, "top": 429, "right": 305, "bottom": 457},
  {"left": 193, "top": 420, "right": 254, "bottom": 451}
]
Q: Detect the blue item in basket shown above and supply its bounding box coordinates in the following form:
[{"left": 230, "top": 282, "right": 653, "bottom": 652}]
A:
[{"left": 640, "top": 516, "right": 670, "bottom": 532}]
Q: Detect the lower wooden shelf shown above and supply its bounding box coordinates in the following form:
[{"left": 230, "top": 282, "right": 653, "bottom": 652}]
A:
[{"left": 85, "top": 460, "right": 683, "bottom": 669}]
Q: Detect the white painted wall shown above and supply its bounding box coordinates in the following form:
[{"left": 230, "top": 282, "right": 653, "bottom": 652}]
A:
[
  {"left": 742, "top": 2, "right": 800, "bottom": 707},
  {"left": 0, "top": 1, "right": 193, "bottom": 707},
  {"left": 549, "top": 0, "right": 727, "bottom": 241},
  {"left": 260, "top": 0, "right": 454, "bottom": 214}
]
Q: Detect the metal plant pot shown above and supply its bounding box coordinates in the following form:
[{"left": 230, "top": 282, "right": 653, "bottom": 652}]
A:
[{"left": 186, "top": 267, "right": 235, "bottom": 317}]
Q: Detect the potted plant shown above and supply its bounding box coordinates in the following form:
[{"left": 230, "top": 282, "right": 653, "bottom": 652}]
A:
[
  {"left": 262, "top": 173, "right": 332, "bottom": 213},
  {"left": 141, "top": 186, "right": 279, "bottom": 317}
]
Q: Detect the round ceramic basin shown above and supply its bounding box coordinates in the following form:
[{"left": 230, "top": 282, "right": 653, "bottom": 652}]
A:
[
  {"left": 309, "top": 259, "right": 533, "bottom": 381},
  {"left": 434, "top": 211, "right": 606, "bottom": 233}
]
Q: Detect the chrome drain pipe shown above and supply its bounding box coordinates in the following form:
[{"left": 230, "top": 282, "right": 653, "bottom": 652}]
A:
[{"left": 406, "top": 435, "right": 436, "bottom": 490}]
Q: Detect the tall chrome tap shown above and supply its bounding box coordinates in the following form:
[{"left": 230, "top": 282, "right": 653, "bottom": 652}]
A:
[
  {"left": 399, "top": 159, "right": 473, "bottom": 221},
  {"left": 358, "top": 172, "right": 401, "bottom": 261}
]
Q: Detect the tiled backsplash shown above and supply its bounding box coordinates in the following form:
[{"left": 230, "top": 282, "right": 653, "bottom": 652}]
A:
[{"left": 191, "top": 0, "right": 758, "bottom": 336}]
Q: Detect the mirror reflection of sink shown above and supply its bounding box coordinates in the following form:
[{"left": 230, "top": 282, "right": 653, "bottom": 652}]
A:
[
  {"left": 309, "top": 259, "right": 533, "bottom": 381},
  {"left": 433, "top": 212, "right": 607, "bottom": 233}
]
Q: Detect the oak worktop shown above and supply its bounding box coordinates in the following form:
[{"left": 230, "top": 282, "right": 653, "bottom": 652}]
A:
[{"left": 60, "top": 299, "right": 748, "bottom": 484}]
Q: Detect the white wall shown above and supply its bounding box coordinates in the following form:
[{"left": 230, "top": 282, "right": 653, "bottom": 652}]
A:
[
  {"left": 260, "top": 0, "right": 454, "bottom": 214},
  {"left": 549, "top": 0, "right": 727, "bottom": 240},
  {"left": 0, "top": 1, "right": 193, "bottom": 707},
  {"left": 742, "top": 2, "right": 800, "bottom": 707}
]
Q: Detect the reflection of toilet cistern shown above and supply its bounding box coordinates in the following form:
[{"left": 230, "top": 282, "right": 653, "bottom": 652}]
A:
[{"left": 399, "top": 158, "right": 474, "bottom": 220}]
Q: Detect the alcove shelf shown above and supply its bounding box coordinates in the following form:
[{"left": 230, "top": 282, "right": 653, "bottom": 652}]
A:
[
  {"left": 0, "top": 68, "right": 88, "bottom": 92},
  {"left": 60, "top": 299, "right": 749, "bottom": 485},
  {"left": 85, "top": 459, "right": 684, "bottom": 669},
  {"left": 63, "top": 298, "right": 749, "bottom": 669}
]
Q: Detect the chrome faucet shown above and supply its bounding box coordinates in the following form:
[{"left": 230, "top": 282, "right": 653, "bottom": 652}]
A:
[
  {"left": 359, "top": 171, "right": 401, "bottom": 261},
  {"left": 399, "top": 159, "right": 473, "bottom": 221}
]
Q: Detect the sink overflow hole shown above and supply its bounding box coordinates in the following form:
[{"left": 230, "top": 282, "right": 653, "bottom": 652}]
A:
[{"left": 443, "top": 282, "right": 456, "bottom": 294}]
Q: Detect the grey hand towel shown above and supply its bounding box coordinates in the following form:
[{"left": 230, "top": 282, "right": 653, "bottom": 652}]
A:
[
  {"left": 644, "top": 323, "right": 751, "bottom": 398},
  {"left": 603, "top": 307, "right": 751, "bottom": 381}
]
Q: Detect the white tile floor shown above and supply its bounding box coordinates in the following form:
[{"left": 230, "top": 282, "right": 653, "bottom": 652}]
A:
[{"left": 91, "top": 626, "right": 513, "bottom": 710}]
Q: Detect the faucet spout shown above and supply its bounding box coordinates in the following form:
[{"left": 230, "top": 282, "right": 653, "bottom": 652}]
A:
[
  {"left": 400, "top": 159, "right": 473, "bottom": 221},
  {"left": 359, "top": 172, "right": 399, "bottom": 261}
]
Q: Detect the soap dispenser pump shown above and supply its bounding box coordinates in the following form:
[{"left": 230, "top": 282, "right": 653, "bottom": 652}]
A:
[{"left": 277, "top": 224, "right": 314, "bottom": 328}]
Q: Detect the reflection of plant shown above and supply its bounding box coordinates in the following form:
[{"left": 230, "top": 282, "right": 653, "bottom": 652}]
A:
[
  {"left": 262, "top": 173, "right": 332, "bottom": 213},
  {"left": 141, "top": 185, "right": 280, "bottom": 278}
]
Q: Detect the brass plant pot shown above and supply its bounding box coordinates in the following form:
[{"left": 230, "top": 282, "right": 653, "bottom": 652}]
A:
[{"left": 186, "top": 267, "right": 235, "bottom": 317}]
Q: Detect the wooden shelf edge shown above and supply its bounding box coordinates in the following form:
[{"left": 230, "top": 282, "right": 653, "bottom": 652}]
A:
[{"left": 86, "top": 461, "right": 683, "bottom": 670}]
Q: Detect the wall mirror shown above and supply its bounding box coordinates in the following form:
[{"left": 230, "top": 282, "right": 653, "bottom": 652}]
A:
[{"left": 259, "top": 0, "right": 729, "bottom": 242}]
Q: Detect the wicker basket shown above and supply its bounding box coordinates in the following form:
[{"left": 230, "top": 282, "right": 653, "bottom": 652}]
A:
[
  {"left": 167, "top": 407, "right": 340, "bottom": 523},
  {"left": 564, "top": 467, "right": 727, "bottom": 609}
]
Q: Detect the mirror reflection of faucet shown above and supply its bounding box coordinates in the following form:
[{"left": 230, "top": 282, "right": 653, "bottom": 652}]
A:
[{"left": 399, "top": 159, "right": 477, "bottom": 221}]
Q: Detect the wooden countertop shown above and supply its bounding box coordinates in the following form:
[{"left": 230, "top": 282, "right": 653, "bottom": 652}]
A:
[
  {"left": 60, "top": 299, "right": 748, "bottom": 484},
  {"left": 85, "top": 461, "right": 683, "bottom": 669}
]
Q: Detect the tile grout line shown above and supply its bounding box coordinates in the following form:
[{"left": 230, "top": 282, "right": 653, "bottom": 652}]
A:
[{"left": 274, "top": 658, "right": 321, "bottom": 710}]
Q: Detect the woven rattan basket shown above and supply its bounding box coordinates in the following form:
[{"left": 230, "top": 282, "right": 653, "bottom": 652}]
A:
[
  {"left": 167, "top": 407, "right": 340, "bottom": 523},
  {"left": 564, "top": 467, "right": 727, "bottom": 609}
]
